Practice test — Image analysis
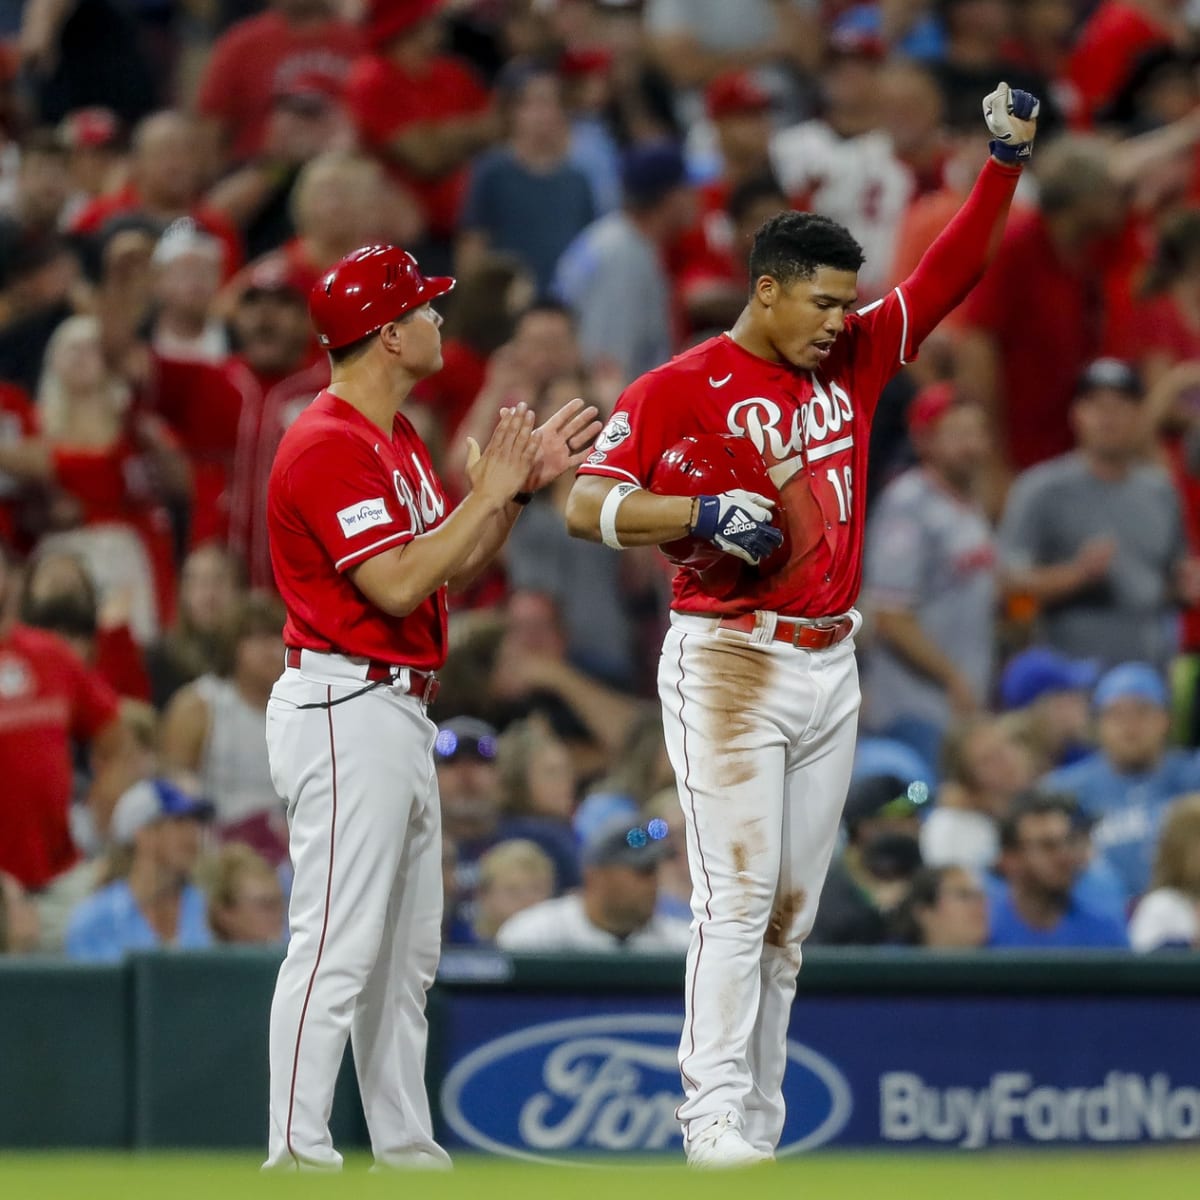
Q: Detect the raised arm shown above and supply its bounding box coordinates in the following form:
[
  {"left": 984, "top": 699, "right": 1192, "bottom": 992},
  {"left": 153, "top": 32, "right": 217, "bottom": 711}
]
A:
[{"left": 900, "top": 84, "right": 1037, "bottom": 346}]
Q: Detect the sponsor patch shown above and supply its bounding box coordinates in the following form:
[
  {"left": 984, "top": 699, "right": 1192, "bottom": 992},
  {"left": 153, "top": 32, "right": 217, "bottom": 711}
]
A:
[
  {"left": 336, "top": 497, "right": 392, "bottom": 538},
  {"left": 585, "top": 449, "right": 608, "bottom": 465},
  {"left": 595, "top": 412, "right": 631, "bottom": 452}
]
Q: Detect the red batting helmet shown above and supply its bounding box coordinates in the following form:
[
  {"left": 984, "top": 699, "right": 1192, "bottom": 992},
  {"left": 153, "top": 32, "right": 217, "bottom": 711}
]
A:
[
  {"left": 649, "top": 433, "right": 789, "bottom": 589},
  {"left": 309, "top": 245, "right": 455, "bottom": 350}
]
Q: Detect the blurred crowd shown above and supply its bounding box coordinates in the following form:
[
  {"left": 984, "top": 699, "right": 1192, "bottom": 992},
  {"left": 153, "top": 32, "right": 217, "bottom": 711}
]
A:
[{"left": 4, "top": 0, "right": 1200, "bottom": 959}]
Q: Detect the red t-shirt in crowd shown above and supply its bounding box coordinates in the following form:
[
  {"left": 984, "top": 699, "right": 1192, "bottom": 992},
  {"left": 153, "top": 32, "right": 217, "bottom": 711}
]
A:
[
  {"left": 960, "top": 210, "right": 1112, "bottom": 470},
  {"left": 344, "top": 52, "right": 491, "bottom": 238},
  {"left": 0, "top": 382, "right": 38, "bottom": 549},
  {"left": 69, "top": 185, "right": 245, "bottom": 280},
  {"left": 195, "top": 11, "right": 363, "bottom": 162},
  {"left": 1065, "top": 1, "right": 1174, "bottom": 126},
  {"left": 1115, "top": 292, "right": 1200, "bottom": 367},
  {"left": 268, "top": 391, "right": 449, "bottom": 668},
  {"left": 0, "top": 624, "right": 120, "bottom": 889}
]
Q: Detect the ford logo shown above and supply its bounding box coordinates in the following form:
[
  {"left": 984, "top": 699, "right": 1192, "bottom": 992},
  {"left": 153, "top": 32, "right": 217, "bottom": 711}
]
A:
[{"left": 440, "top": 1013, "right": 852, "bottom": 1163}]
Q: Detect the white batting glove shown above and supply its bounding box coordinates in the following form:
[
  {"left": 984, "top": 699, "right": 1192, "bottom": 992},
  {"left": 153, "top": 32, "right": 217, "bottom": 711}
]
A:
[{"left": 983, "top": 82, "right": 1040, "bottom": 164}]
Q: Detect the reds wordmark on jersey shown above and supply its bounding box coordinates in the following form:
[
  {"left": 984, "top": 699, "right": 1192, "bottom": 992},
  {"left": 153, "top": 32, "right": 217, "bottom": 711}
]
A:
[{"left": 579, "top": 287, "right": 919, "bottom": 618}]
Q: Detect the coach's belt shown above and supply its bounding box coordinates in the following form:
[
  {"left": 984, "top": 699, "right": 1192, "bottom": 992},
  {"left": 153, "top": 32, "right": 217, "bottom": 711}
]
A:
[
  {"left": 716, "top": 613, "right": 855, "bottom": 651},
  {"left": 285, "top": 646, "right": 440, "bottom": 704}
]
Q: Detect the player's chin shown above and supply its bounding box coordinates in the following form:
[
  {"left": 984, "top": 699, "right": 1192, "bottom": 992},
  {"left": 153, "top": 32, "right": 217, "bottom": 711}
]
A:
[{"left": 790, "top": 344, "right": 825, "bottom": 370}]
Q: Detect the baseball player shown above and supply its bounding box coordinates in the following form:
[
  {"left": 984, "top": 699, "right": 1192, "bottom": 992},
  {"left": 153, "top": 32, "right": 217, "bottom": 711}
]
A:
[
  {"left": 264, "top": 245, "right": 599, "bottom": 1171},
  {"left": 566, "top": 83, "right": 1039, "bottom": 1167}
]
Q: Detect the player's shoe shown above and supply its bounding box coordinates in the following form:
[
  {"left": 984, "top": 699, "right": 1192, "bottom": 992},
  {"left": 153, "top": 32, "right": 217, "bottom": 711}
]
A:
[{"left": 685, "top": 1113, "right": 774, "bottom": 1169}]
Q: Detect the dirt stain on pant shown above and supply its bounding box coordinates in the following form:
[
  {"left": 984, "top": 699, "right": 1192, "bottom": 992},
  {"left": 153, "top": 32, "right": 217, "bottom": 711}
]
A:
[
  {"left": 695, "top": 640, "right": 774, "bottom": 790},
  {"left": 765, "top": 888, "right": 807, "bottom": 947}
]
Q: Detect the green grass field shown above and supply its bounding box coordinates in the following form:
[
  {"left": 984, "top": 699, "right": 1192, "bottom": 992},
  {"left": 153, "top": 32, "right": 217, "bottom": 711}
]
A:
[{"left": 4, "top": 1151, "right": 1199, "bottom": 1200}]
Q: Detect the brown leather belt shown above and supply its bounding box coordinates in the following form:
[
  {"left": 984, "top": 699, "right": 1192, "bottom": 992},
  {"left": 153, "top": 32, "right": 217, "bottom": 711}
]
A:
[
  {"left": 285, "top": 646, "right": 440, "bottom": 704},
  {"left": 716, "top": 613, "right": 855, "bottom": 651}
]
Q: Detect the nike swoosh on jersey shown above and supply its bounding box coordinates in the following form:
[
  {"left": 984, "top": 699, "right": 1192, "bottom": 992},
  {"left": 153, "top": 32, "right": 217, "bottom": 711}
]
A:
[{"left": 709, "top": 373, "right": 733, "bottom": 388}]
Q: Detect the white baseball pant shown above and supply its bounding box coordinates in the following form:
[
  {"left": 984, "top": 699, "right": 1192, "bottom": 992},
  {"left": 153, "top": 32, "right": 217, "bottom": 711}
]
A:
[
  {"left": 658, "top": 610, "right": 862, "bottom": 1155},
  {"left": 263, "top": 649, "right": 450, "bottom": 1171}
]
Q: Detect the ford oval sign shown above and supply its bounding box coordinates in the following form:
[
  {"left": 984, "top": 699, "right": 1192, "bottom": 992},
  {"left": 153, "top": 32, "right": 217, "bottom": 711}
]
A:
[{"left": 440, "top": 1013, "right": 852, "bottom": 1164}]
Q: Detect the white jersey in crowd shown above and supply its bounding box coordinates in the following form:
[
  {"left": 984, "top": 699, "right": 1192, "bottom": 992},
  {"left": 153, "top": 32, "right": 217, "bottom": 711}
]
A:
[
  {"left": 192, "top": 674, "right": 282, "bottom": 827},
  {"left": 1129, "top": 888, "right": 1200, "bottom": 952},
  {"left": 920, "top": 808, "right": 999, "bottom": 872},
  {"left": 496, "top": 894, "right": 692, "bottom": 954},
  {"left": 770, "top": 119, "right": 913, "bottom": 298}
]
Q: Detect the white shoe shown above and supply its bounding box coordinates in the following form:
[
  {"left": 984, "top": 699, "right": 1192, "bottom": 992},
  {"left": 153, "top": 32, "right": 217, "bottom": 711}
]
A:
[{"left": 685, "top": 1114, "right": 773, "bottom": 1169}]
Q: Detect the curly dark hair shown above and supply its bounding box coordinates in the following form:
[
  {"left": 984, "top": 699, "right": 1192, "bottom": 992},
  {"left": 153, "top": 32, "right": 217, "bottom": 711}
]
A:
[{"left": 748, "top": 211, "right": 865, "bottom": 289}]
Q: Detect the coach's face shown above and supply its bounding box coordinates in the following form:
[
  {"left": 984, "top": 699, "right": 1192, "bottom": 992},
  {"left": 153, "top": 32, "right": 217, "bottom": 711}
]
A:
[
  {"left": 756, "top": 267, "right": 859, "bottom": 371},
  {"left": 392, "top": 303, "right": 444, "bottom": 379}
]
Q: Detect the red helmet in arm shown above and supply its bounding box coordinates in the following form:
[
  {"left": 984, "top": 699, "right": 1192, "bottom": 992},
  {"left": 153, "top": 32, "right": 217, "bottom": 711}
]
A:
[{"left": 649, "top": 434, "right": 790, "bottom": 590}]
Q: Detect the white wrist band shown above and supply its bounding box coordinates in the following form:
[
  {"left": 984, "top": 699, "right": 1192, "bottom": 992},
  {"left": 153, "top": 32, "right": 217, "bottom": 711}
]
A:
[{"left": 599, "top": 483, "right": 641, "bottom": 550}]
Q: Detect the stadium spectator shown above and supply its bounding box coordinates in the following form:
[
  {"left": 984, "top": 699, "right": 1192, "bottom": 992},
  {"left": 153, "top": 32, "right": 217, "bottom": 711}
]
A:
[
  {"left": 574, "top": 712, "right": 675, "bottom": 843},
  {"left": 148, "top": 220, "right": 229, "bottom": 364},
  {"left": 878, "top": 61, "right": 949, "bottom": 199},
  {"left": 1128, "top": 793, "right": 1200, "bottom": 950},
  {"left": 920, "top": 715, "right": 1039, "bottom": 870},
  {"left": 224, "top": 264, "right": 329, "bottom": 588},
  {"left": 68, "top": 111, "right": 243, "bottom": 279},
  {"left": 344, "top": 0, "right": 497, "bottom": 253},
  {"left": 998, "top": 647, "right": 1099, "bottom": 770},
  {"left": 862, "top": 383, "right": 996, "bottom": 767},
  {"left": 19, "top": 550, "right": 150, "bottom": 701},
  {"left": 437, "top": 716, "right": 580, "bottom": 933},
  {"left": 933, "top": 0, "right": 1057, "bottom": 133},
  {"left": 470, "top": 838, "right": 556, "bottom": 944},
  {"left": 496, "top": 717, "right": 577, "bottom": 824},
  {"left": 0, "top": 870, "right": 39, "bottom": 954},
  {"left": 998, "top": 358, "right": 1192, "bottom": 668},
  {"left": 412, "top": 252, "right": 534, "bottom": 450},
  {"left": 554, "top": 141, "right": 693, "bottom": 382},
  {"left": 145, "top": 542, "right": 245, "bottom": 708},
  {"left": 641, "top": 787, "right": 692, "bottom": 921},
  {"left": 488, "top": 588, "right": 640, "bottom": 776},
  {"left": 892, "top": 865, "right": 989, "bottom": 949},
  {"left": 204, "top": 843, "right": 286, "bottom": 946},
  {"left": 57, "top": 107, "right": 125, "bottom": 226},
  {"left": 496, "top": 815, "right": 691, "bottom": 953},
  {"left": 1064, "top": 0, "right": 1184, "bottom": 129},
  {"left": 0, "top": 314, "right": 191, "bottom": 640},
  {"left": 771, "top": 30, "right": 911, "bottom": 299},
  {"left": 65, "top": 777, "right": 214, "bottom": 962},
  {"left": 809, "top": 773, "right": 925, "bottom": 946},
  {"left": 458, "top": 61, "right": 596, "bottom": 297},
  {"left": 1043, "top": 662, "right": 1200, "bottom": 901},
  {"left": 0, "top": 131, "right": 72, "bottom": 279},
  {"left": 195, "top": 0, "right": 363, "bottom": 165},
  {"left": 956, "top": 138, "right": 1127, "bottom": 476},
  {"left": 988, "top": 792, "right": 1129, "bottom": 947},
  {"left": 161, "top": 593, "right": 287, "bottom": 866}
]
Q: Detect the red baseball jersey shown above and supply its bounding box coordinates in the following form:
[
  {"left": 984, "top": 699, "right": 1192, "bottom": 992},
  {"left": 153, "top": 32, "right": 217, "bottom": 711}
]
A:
[
  {"left": 268, "top": 391, "right": 449, "bottom": 669},
  {"left": 0, "top": 624, "right": 120, "bottom": 889},
  {"left": 578, "top": 292, "right": 919, "bottom": 618}
]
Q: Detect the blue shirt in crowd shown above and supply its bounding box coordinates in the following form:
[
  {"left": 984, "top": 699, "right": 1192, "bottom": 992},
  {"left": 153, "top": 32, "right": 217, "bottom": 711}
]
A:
[
  {"left": 1042, "top": 750, "right": 1200, "bottom": 900},
  {"left": 987, "top": 886, "right": 1129, "bottom": 949},
  {"left": 461, "top": 148, "right": 596, "bottom": 296},
  {"left": 65, "top": 881, "right": 212, "bottom": 963}
]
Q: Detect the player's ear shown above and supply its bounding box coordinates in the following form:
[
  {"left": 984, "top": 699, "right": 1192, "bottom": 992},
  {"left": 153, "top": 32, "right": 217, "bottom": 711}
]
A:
[{"left": 754, "top": 275, "right": 777, "bottom": 309}]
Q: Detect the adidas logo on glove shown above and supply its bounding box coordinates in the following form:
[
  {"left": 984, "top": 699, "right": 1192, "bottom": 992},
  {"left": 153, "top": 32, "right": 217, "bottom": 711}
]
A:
[{"left": 723, "top": 511, "right": 756, "bottom": 536}]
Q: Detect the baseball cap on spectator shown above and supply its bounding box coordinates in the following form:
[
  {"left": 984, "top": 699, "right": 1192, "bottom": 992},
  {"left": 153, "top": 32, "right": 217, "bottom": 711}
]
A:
[
  {"left": 1093, "top": 663, "right": 1169, "bottom": 711},
  {"left": 151, "top": 218, "right": 222, "bottom": 268},
  {"left": 434, "top": 717, "right": 499, "bottom": 764},
  {"left": 621, "top": 142, "right": 687, "bottom": 208},
  {"left": 843, "top": 773, "right": 926, "bottom": 833},
  {"left": 241, "top": 259, "right": 306, "bottom": 303},
  {"left": 1000, "top": 648, "right": 1100, "bottom": 710},
  {"left": 59, "top": 107, "right": 121, "bottom": 150},
  {"left": 1074, "top": 358, "right": 1142, "bottom": 400},
  {"left": 906, "top": 381, "right": 960, "bottom": 437},
  {"left": 110, "top": 778, "right": 215, "bottom": 845},
  {"left": 273, "top": 70, "right": 343, "bottom": 111},
  {"left": 583, "top": 815, "right": 672, "bottom": 872},
  {"left": 706, "top": 72, "right": 772, "bottom": 121},
  {"left": 366, "top": 0, "right": 442, "bottom": 50}
]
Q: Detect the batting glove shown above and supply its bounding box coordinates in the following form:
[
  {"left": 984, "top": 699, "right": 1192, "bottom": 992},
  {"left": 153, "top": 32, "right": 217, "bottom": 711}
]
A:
[
  {"left": 692, "top": 489, "right": 784, "bottom": 566},
  {"left": 983, "top": 82, "right": 1040, "bottom": 165}
]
